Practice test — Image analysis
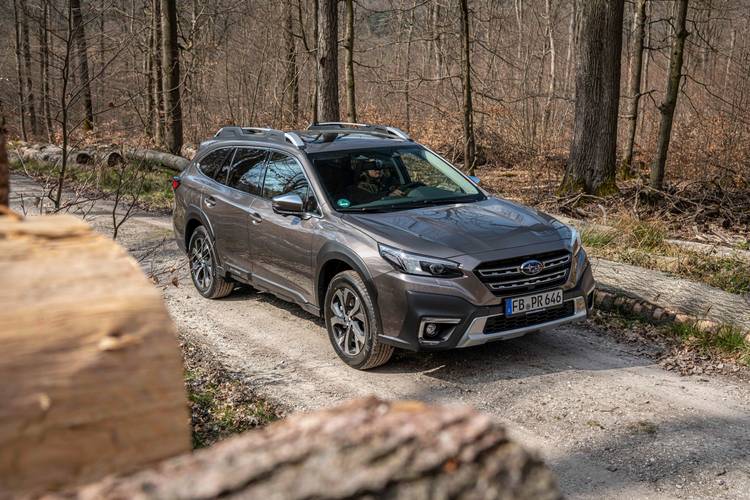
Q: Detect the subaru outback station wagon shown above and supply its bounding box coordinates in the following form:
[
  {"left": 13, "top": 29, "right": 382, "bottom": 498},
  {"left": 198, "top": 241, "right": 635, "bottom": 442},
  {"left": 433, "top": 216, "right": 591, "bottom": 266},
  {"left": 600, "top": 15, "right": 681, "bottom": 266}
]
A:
[{"left": 173, "top": 123, "right": 595, "bottom": 369}]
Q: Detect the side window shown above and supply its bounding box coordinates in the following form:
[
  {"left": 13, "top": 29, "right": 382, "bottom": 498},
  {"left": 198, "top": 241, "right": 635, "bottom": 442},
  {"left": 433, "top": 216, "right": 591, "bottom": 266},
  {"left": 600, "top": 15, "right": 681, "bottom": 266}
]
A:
[
  {"left": 263, "top": 152, "right": 318, "bottom": 213},
  {"left": 197, "top": 148, "right": 232, "bottom": 181},
  {"left": 214, "top": 148, "right": 237, "bottom": 185},
  {"left": 228, "top": 147, "right": 268, "bottom": 195}
]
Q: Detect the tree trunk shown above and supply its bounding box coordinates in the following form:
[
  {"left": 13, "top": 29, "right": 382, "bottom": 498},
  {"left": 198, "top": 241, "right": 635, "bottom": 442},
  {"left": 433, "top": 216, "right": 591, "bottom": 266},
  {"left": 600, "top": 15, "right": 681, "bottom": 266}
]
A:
[
  {"left": 12, "top": 0, "right": 28, "bottom": 141},
  {"left": 459, "top": 0, "right": 476, "bottom": 174},
  {"left": 57, "top": 398, "right": 561, "bottom": 500},
  {"left": 153, "top": 0, "right": 165, "bottom": 144},
  {"left": 71, "top": 0, "right": 95, "bottom": 131},
  {"left": 312, "top": 0, "right": 319, "bottom": 123},
  {"left": 161, "top": 0, "right": 183, "bottom": 155},
  {"left": 39, "top": 0, "right": 54, "bottom": 142},
  {"left": 316, "top": 0, "right": 339, "bottom": 122},
  {"left": 541, "top": 0, "right": 557, "bottom": 148},
  {"left": 284, "top": 6, "right": 299, "bottom": 124},
  {"left": 561, "top": 0, "right": 624, "bottom": 196},
  {"left": 432, "top": 0, "right": 444, "bottom": 78},
  {"left": 145, "top": 3, "right": 155, "bottom": 137},
  {"left": 650, "top": 0, "right": 689, "bottom": 190},
  {"left": 344, "top": 0, "right": 356, "bottom": 122},
  {"left": 21, "top": 3, "right": 38, "bottom": 137},
  {"left": 0, "top": 119, "right": 8, "bottom": 208},
  {"left": 621, "top": 0, "right": 647, "bottom": 176}
]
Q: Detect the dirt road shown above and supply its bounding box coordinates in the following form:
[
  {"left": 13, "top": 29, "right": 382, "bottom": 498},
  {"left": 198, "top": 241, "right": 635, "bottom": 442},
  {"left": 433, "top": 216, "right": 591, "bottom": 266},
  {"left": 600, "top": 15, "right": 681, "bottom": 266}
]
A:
[{"left": 11, "top": 175, "right": 750, "bottom": 499}]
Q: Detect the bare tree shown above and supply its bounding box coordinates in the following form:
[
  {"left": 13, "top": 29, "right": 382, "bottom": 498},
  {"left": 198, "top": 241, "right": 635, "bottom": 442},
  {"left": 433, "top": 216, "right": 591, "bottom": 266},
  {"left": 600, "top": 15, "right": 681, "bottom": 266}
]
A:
[
  {"left": 561, "top": 0, "right": 624, "bottom": 195},
  {"left": 153, "top": 0, "right": 165, "bottom": 143},
  {"left": 650, "top": 0, "right": 689, "bottom": 190},
  {"left": 39, "top": 0, "right": 54, "bottom": 142},
  {"left": 459, "top": 0, "right": 476, "bottom": 174},
  {"left": 621, "top": 0, "right": 647, "bottom": 177},
  {"left": 161, "top": 0, "right": 183, "bottom": 154},
  {"left": 316, "top": 0, "right": 339, "bottom": 122},
  {"left": 12, "top": 0, "right": 28, "bottom": 141},
  {"left": 344, "top": 0, "right": 356, "bottom": 122},
  {"left": 284, "top": 5, "right": 299, "bottom": 124},
  {"left": 71, "top": 0, "right": 95, "bottom": 131},
  {"left": 0, "top": 116, "right": 8, "bottom": 208},
  {"left": 21, "top": 2, "right": 39, "bottom": 137}
]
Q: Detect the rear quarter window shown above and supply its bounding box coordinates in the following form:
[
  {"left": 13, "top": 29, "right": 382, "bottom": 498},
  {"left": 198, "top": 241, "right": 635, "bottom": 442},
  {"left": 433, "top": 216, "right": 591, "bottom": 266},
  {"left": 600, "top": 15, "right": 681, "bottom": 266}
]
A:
[{"left": 197, "top": 148, "right": 233, "bottom": 181}]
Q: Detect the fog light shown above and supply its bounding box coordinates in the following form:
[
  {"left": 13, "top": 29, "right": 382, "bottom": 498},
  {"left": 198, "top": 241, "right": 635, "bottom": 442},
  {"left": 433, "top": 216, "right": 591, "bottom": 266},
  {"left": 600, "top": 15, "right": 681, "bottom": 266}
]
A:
[{"left": 424, "top": 323, "right": 439, "bottom": 337}]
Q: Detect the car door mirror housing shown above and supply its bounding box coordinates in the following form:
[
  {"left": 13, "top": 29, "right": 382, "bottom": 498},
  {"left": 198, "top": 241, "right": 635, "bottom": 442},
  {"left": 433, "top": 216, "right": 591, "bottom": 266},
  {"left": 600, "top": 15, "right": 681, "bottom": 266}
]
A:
[{"left": 272, "top": 193, "right": 304, "bottom": 215}]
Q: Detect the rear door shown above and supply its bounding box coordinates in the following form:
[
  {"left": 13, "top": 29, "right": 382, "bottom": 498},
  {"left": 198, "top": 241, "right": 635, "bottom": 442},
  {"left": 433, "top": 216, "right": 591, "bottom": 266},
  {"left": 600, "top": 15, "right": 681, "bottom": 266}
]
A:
[
  {"left": 249, "top": 151, "right": 319, "bottom": 304},
  {"left": 210, "top": 147, "right": 269, "bottom": 277}
]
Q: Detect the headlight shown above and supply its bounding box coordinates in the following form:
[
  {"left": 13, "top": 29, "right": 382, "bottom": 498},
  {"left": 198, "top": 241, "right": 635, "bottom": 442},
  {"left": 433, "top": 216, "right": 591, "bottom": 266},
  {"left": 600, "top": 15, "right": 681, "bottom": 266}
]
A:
[
  {"left": 378, "top": 244, "right": 462, "bottom": 278},
  {"left": 569, "top": 227, "right": 581, "bottom": 256}
]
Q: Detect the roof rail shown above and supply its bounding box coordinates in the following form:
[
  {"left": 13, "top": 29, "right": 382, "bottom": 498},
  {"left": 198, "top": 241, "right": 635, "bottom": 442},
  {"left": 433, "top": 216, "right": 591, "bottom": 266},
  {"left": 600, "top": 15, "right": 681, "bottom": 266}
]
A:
[
  {"left": 306, "top": 122, "right": 411, "bottom": 141},
  {"left": 213, "top": 126, "right": 305, "bottom": 149}
]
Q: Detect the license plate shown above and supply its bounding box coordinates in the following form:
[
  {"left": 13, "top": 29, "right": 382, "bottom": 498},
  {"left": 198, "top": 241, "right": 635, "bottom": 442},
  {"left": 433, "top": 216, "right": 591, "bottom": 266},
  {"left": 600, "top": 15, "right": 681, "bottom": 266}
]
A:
[{"left": 505, "top": 289, "right": 563, "bottom": 316}]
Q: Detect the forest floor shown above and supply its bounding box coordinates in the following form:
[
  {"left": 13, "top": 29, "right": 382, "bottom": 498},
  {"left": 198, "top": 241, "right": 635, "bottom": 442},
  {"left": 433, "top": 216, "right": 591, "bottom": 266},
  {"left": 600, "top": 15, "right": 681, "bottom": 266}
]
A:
[{"left": 9, "top": 172, "right": 750, "bottom": 500}]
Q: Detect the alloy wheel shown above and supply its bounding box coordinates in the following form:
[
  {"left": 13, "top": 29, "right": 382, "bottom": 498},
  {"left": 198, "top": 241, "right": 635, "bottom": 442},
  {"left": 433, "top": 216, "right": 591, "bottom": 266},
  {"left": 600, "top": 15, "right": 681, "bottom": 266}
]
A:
[
  {"left": 190, "top": 234, "right": 214, "bottom": 292},
  {"left": 330, "top": 286, "right": 368, "bottom": 356}
]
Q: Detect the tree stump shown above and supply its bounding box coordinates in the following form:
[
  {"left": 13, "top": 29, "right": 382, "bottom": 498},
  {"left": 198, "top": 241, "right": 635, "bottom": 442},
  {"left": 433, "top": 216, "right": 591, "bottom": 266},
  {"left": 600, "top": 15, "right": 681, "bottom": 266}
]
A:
[
  {"left": 0, "top": 214, "right": 190, "bottom": 497},
  {"left": 55, "top": 398, "right": 561, "bottom": 500}
]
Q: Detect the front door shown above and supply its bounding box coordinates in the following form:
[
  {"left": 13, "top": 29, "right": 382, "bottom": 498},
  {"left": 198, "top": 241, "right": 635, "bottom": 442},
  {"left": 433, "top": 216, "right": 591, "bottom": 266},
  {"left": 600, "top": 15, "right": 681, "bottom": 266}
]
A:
[{"left": 249, "top": 151, "right": 319, "bottom": 305}]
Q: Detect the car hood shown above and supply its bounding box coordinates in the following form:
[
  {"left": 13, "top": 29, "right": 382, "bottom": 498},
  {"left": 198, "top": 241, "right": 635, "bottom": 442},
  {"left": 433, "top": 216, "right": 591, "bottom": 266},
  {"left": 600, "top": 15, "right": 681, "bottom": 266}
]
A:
[{"left": 342, "top": 197, "right": 568, "bottom": 258}]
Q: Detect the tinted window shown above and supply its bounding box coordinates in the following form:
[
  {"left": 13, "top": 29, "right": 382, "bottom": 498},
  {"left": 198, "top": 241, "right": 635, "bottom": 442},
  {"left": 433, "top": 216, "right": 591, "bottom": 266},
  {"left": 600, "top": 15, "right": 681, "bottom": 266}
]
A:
[
  {"left": 263, "top": 152, "right": 317, "bottom": 212},
  {"left": 228, "top": 147, "right": 267, "bottom": 194},
  {"left": 197, "top": 148, "right": 232, "bottom": 181},
  {"left": 214, "top": 148, "right": 237, "bottom": 184}
]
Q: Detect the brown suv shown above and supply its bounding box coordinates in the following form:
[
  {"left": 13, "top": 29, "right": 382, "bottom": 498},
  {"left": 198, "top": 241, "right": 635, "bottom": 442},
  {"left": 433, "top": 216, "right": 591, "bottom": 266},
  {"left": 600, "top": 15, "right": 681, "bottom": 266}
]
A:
[{"left": 173, "top": 123, "right": 595, "bottom": 369}]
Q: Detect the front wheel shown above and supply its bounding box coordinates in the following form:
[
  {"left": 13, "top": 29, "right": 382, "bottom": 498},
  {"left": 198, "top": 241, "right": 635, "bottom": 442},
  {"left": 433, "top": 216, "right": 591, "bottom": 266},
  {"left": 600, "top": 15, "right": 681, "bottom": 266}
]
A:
[
  {"left": 324, "top": 271, "right": 394, "bottom": 370},
  {"left": 188, "top": 225, "right": 234, "bottom": 299}
]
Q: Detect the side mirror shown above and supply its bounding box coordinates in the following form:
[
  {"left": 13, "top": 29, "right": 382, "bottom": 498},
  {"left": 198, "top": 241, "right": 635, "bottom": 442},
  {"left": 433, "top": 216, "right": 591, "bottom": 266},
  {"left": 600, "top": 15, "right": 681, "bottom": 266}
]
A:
[
  {"left": 468, "top": 175, "right": 481, "bottom": 185},
  {"left": 272, "top": 193, "right": 304, "bottom": 215}
]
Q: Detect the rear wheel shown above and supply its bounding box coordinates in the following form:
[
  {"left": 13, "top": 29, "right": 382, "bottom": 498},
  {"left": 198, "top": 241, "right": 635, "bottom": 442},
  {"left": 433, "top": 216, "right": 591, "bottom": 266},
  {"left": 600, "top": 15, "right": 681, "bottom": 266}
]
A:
[
  {"left": 188, "top": 225, "right": 234, "bottom": 299},
  {"left": 325, "top": 270, "right": 393, "bottom": 370}
]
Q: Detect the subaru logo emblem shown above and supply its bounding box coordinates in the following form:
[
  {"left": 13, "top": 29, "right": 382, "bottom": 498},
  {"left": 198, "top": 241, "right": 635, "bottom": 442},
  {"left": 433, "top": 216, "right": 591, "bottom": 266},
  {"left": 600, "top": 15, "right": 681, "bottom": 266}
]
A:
[{"left": 520, "top": 259, "right": 544, "bottom": 276}]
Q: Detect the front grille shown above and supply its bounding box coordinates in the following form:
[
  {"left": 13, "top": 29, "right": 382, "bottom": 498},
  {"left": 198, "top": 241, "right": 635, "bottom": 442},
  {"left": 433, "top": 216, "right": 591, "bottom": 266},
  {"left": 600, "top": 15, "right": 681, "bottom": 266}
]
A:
[
  {"left": 475, "top": 250, "right": 571, "bottom": 295},
  {"left": 483, "top": 300, "right": 575, "bottom": 334}
]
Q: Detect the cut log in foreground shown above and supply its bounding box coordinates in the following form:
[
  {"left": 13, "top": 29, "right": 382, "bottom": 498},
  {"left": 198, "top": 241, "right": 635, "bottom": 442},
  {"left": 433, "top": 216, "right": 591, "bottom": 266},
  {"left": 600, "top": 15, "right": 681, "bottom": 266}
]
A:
[
  {"left": 0, "top": 213, "right": 190, "bottom": 498},
  {"left": 54, "top": 398, "right": 561, "bottom": 500}
]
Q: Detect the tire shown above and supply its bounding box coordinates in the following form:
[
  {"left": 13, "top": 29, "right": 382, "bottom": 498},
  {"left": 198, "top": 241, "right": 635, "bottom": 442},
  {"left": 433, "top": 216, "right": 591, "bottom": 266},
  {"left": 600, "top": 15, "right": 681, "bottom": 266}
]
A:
[
  {"left": 324, "top": 270, "right": 394, "bottom": 370},
  {"left": 187, "top": 225, "right": 234, "bottom": 299}
]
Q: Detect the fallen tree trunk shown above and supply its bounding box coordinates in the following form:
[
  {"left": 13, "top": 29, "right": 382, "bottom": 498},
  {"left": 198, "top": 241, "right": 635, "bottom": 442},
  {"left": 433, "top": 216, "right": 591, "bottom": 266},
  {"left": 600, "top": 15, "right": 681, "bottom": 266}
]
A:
[
  {"left": 55, "top": 398, "right": 561, "bottom": 500},
  {"left": 124, "top": 147, "right": 189, "bottom": 172},
  {"left": 9, "top": 142, "right": 188, "bottom": 173},
  {"left": 0, "top": 213, "right": 190, "bottom": 498}
]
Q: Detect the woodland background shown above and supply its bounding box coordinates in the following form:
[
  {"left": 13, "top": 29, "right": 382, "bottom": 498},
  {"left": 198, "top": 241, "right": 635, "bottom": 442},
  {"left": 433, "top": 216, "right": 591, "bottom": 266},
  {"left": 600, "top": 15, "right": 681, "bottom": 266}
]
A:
[{"left": 2, "top": 0, "right": 749, "bottom": 234}]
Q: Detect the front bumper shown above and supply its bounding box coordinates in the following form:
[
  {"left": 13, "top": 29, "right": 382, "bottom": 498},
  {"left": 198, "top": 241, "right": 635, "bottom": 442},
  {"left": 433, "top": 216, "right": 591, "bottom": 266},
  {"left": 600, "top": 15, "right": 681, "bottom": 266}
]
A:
[{"left": 376, "top": 262, "right": 596, "bottom": 351}]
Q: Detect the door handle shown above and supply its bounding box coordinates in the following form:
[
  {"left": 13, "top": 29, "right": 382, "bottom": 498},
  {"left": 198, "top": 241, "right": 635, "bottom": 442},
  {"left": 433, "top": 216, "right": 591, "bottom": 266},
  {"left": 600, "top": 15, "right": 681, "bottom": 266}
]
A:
[
  {"left": 249, "top": 211, "right": 262, "bottom": 224},
  {"left": 204, "top": 196, "right": 216, "bottom": 208}
]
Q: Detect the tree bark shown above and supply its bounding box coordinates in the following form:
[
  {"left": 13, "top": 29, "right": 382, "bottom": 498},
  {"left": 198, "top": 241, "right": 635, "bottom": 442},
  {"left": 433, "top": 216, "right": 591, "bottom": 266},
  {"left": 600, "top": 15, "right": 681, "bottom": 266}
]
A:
[
  {"left": 650, "top": 0, "right": 689, "bottom": 190},
  {"left": 621, "top": 0, "right": 647, "bottom": 176},
  {"left": 57, "top": 398, "right": 561, "bottom": 500},
  {"left": 21, "top": 3, "right": 39, "bottom": 137},
  {"left": 561, "top": 0, "right": 624, "bottom": 196},
  {"left": 284, "top": 6, "right": 299, "bottom": 124},
  {"left": 541, "top": 0, "right": 557, "bottom": 147},
  {"left": 459, "top": 0, "right": 476, "bottom": 174},
  {"left": 12, "top": 0, "right": 28, "bottom": 141},
  {"left": 71, "top": 0, "right": 95, "bottom": 131},
  {"left": 161, "top": 0, "right": 183, "bottom": 155},
  {"left": 316, "top": 0, "right": 340, "bottom": 122},
  {"left": 39, "top": 0, "right": 54, "bottom": 142},
  {"left": 344, "top": 0, "right": 356, "bottom": 122},
  {"left": 153, "top": 0, "right": 165, "bottom": 144},
  {"left": 145, "top": 2, "right": 155, "bottom": 137},
  {"left": 0, "top": 118, "right": 8, "bottom": 208}
]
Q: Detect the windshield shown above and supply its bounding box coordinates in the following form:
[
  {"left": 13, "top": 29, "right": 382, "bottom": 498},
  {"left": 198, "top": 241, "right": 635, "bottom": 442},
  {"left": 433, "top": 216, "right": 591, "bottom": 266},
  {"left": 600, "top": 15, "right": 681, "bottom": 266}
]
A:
[{"left": 308, "top": 146, "right": 483, "bottom": 212}]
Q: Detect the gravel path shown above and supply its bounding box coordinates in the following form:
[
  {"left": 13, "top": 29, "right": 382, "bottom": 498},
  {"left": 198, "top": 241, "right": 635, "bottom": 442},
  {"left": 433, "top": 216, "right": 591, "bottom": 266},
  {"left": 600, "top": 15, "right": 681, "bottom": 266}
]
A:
[{"left": 10, "top": 174, "right": 750, "bottom": 500}]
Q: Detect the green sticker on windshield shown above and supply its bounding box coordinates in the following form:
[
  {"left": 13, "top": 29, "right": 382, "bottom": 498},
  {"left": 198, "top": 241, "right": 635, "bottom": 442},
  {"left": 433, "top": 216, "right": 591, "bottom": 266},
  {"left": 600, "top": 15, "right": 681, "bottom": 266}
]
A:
[{"left": 337, "top": 198, "right": 351, "bottom": 208}]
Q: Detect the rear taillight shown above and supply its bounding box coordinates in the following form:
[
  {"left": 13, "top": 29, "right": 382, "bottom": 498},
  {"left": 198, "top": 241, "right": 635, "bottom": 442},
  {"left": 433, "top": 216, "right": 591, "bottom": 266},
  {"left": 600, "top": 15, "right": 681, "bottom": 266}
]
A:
[{"left": 171, "top": 176, "right": 181, "bottom": 190}]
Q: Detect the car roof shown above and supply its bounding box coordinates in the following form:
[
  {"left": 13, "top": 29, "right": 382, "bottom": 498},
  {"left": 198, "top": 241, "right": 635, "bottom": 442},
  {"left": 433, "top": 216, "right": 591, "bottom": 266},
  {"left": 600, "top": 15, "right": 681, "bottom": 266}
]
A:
[{"left": 197, "top": 125, "right": 418, "bottom": 157}]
